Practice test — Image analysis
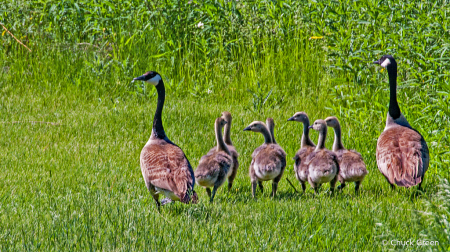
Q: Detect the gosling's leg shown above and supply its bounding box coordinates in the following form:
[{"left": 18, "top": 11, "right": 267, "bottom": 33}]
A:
[
  {"left": 251, "top": 181, "right": 257, "bottom": 198},
  {"left": 206, "top": 188, "right": 212, "bottom": 198},
  {"left": 210, "top": 185, "right": 218, "bottom": 203},
  {"left": 308, "top": 177, "right": 318, "bottom": 195},
  {"left": 301, "top": 182, "right": 306, "bottom": 193},
  {"left": 337, "top": 175, "right": 345, "bottom": 190},
  {"left": 258, "top": 181, "right": 264, "bottom": 193},
  {"left": 228, "top": 160, "right": 239, "bottom": 191},
  {"left": 330, "top": 175, "right": 338, "bottom": 194},
  {"left": 354, "top": 181, "right": 361, "bottom": 194},
  {"left": 271, "top": 182, "right": 278, "bottom": 197}
]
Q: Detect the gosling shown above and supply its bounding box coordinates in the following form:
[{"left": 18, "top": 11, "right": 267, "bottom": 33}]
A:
[
  {"left": 287, "top": 112, "right": 316, "bottom": 193},
  {"left": 207, "top": 111, "right": 239, "bottom": 190},
  {"left": 244, "top": 120, "right": 286, "bottom": 198},
  {"left": 195, "top": 117, "right": 233, "bottom": 202},
  {"left": 325, "top": 116, "right": 368, "bottom": 194},
  {"left": 306, "top": 119, "right": 339, "bottom": 194}
]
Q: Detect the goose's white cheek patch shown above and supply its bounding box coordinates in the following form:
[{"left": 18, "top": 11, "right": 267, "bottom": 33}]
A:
[
  {"left": 380, "top": 58, "right": 391, "bottom": 68},
  {"left": 146, "top": 75, "right": 162, "bottom": 86}
]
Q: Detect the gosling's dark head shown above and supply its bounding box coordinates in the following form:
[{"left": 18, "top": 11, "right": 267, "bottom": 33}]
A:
[
  {"left": 373, "top": 55, "right": 397, "bottom": 70},
  {"left": 243, "top": 121, "right": 266, "bottom": 133},
  {"left": 133, "top": 71, "right": 162, "bottom": 86},
  {"left": 324, "top": 116, "right": 340, "bottom": 128},
  {"left": 216, "top": 116, "right": 227, "bottom": 128},
  {"left": 308, "top": 119, "right": 327, "bottom": 132},
  {"left": 287, "top": 111, "right": 310, "bottom": 123},
  {"left": 221, "top": 111, "right": 232, "bottom": 123}
]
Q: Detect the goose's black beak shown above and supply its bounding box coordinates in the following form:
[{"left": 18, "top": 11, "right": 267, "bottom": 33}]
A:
[
  {"left": 308, "top": 126, "right": 314, "bottom": 129},
  {"left": 373, "top": 60, "right": 380, "bottom": 65},
  {"left": 133, "top": 75, "right": 146, "bottom": 81},
  {"left": 243, "top": 126, "right": 251, "bottom": 131},
  {"left": 224, "top": 121, "right": 228, "bottom": 124},
  {"left": 287, "top": 117, "right": 295, "bottom": 121}
]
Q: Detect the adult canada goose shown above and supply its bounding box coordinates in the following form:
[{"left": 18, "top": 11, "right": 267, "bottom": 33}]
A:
[
  {"left": 373, "top": 55, "right": 429, "bottom": 189},
  {"left": 195, "top": 117, "right": 233, "bottom": 202},
  {"left": 134, "top": 71, "right": 198, "bottom": 209},
  {"left": 325, "top": 116, "right": 368, "bottom": 193},
  {"left": 287, "top": 112, "right": 316, "bottom": 192},
  {"left": 244, "top": 120, "right": 286, "bottom": 198},
  {"left": 306, "top": 119, "right": 339, "bottom": 193},
  {"left": 207, "top": 111, "right": 239, "bottom": 190}
]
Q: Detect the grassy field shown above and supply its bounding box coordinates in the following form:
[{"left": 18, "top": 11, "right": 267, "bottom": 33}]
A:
[{"left": 1, "top": 0, "right": 450, "bottom": 251}]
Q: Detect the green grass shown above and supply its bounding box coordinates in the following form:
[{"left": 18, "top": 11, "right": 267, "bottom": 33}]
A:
[{"left": 1, "top": 0, "right": 450, "bottom": 250}]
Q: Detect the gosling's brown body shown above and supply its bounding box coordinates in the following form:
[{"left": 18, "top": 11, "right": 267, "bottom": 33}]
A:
[
  {"left": 306, "top": 149, "right": 339, "bottom": 191},
  {"left": 206, "top": 111, "right": 239, "bottom": 190},
  {"left": 335, "top": 149, "right": 367, "bottom": 192},
  {"left": 245, "top": 120, "right": 286, "bottom": 198},
  {"left": 294, "top": 147, "right": 316, "bottom": 191},
  {"left": 325, "top": 116, "right": 367, "bottom": 193},
  {"left": 288, "top": 112, "right": 316, "bottom": 192},
  {"left": 207, "top": 145, "right": 238, "bottom": 189},
  {"left": 195, "top": 117, "right": 233, "bottom": 202},
  {"left": 306, "top": 119, "right": 339, "bottom": 193}
]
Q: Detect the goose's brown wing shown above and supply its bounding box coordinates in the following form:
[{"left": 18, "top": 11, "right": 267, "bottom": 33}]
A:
[
  {"left": 377, "top": 126, "right": 429, "bottom": 187},
  {"left": 140, "top": 139, "right": 195, "bottom": 198}
]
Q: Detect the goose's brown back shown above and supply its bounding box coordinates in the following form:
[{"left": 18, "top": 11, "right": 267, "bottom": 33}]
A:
[
  {"left": 377, "top": 125, "right": 429, "bottom": 187},
  {"left": 140, "top": 138, "right": 195, "bottom": 202}
]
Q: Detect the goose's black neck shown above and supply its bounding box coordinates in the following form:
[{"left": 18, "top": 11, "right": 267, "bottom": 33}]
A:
[
  {"left": 387, "top": 64, "right": 401, "bottom": 119},
  {"left": 153, "top": 80, "right": 166, "bottom": 138}
]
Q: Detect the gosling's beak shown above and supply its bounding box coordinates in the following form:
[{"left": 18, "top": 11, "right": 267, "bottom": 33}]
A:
[
  {"left": 133, "top": 75, "right": 146, "bottom": 81},
  {"left": 373, "top": 60, "right": 380, "bottom": 65},
  {"left": 308, "top": 126, "right": 314, "bottom": 129},
  {"left": 243, "top": 126, "right": 251, "bottom": 131},
  {"left": 287, "top": 116, "right": 295, "bottom": 121}
]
